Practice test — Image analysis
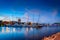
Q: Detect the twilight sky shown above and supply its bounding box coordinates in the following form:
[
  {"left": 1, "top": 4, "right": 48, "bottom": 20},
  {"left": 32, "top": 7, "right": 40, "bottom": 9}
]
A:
[{"left": 0, "top": 0, "right": 60, "bottom": 23}]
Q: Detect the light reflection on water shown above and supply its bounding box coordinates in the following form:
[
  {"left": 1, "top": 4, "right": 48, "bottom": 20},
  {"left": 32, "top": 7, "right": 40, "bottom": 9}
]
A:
[
  {"left": 1, "top": 27, "right": 16, "bottom": 33},
  {"left": 0, "top": 26, "right": 60, "bottom": 40},
  {"left": 0, "top": 27, "right": 34, "bottom": 33},
  {"left": 2, "top": 27, "right": 4, "bottom": 32}
]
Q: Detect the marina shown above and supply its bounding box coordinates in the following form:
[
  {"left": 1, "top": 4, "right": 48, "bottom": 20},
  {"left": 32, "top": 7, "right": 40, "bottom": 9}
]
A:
[{"left": 0, "top": 0, "right": 60, "bottom": 40}]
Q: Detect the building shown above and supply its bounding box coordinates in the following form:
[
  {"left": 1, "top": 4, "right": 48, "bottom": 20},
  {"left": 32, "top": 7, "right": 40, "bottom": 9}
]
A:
[{"left": 0, "top": 20, "right": 2, "bottom": 26}]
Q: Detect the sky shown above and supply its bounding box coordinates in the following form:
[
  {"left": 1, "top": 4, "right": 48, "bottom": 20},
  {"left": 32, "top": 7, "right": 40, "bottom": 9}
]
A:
[{"left": 0, "top": 0, "right": 60, "bottom": 23}]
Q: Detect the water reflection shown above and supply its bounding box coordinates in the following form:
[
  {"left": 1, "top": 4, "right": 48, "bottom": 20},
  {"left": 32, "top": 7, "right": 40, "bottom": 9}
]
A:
[
  {"left": 2, "top": 27, "right": 4, "bottom": 32},
  {"left": 0, "top": 27, "right": 60, "bottom": 33},
  {"left": 0, "top": 27, "right": 33, "bottom": 33},
  {"left": 6, "top": 27, "right": 10, "bottom": 32},
  {"left": 13, "top": 28, "right": 16, "bottom": 32},
  {"left": 26, "top": 28, "right": 28, "bottom": 32},
  {"left": 0, "top": 26, "right": 60, "bottom": 40},
  {"left": 30, "top": 27, "right": 33, "bottom": 31},
  {"left": 0, "top": 27, "right": 16, "bottom": 33}
]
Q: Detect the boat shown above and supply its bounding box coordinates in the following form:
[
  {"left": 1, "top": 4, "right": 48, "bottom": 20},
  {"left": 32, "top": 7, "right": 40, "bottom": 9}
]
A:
[{"left": 35, "top": 25, "right": 43, "bottom": 28}]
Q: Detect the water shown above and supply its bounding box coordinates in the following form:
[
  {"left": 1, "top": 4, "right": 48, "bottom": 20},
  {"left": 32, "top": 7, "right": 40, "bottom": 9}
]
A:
[{"left": 0, "top": 26, "right": 60, "bottom": 40}]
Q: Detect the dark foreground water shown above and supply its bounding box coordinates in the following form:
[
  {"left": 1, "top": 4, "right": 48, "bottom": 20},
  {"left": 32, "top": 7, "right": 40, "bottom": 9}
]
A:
[{"left": 0, "top": 26, "right": 60, "bottom": 40}]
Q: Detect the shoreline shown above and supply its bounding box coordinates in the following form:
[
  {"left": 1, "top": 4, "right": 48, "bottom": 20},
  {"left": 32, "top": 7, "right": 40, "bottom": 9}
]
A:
[{"left": 42, "top": 32, "right": 60, "bottom": 40}]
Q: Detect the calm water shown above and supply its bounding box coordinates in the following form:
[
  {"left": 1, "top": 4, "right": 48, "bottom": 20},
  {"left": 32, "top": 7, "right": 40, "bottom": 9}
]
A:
[{"left": 0, "top": 26, "right": 60, "bottom": 40}]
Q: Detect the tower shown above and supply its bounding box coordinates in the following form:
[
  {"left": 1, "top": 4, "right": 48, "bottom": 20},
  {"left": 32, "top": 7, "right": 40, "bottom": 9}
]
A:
[{"left": 18, "top": 18, "right": 21, "bottom": 24}]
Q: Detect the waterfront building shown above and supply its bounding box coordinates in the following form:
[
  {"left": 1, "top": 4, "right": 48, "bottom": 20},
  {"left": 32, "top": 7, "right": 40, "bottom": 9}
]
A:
[
  {"left": 0, "top": 20, "right": 2, "bottom": 26},
  {"left": 52, "top": 23, "right": 60, "bottom": 26}
]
